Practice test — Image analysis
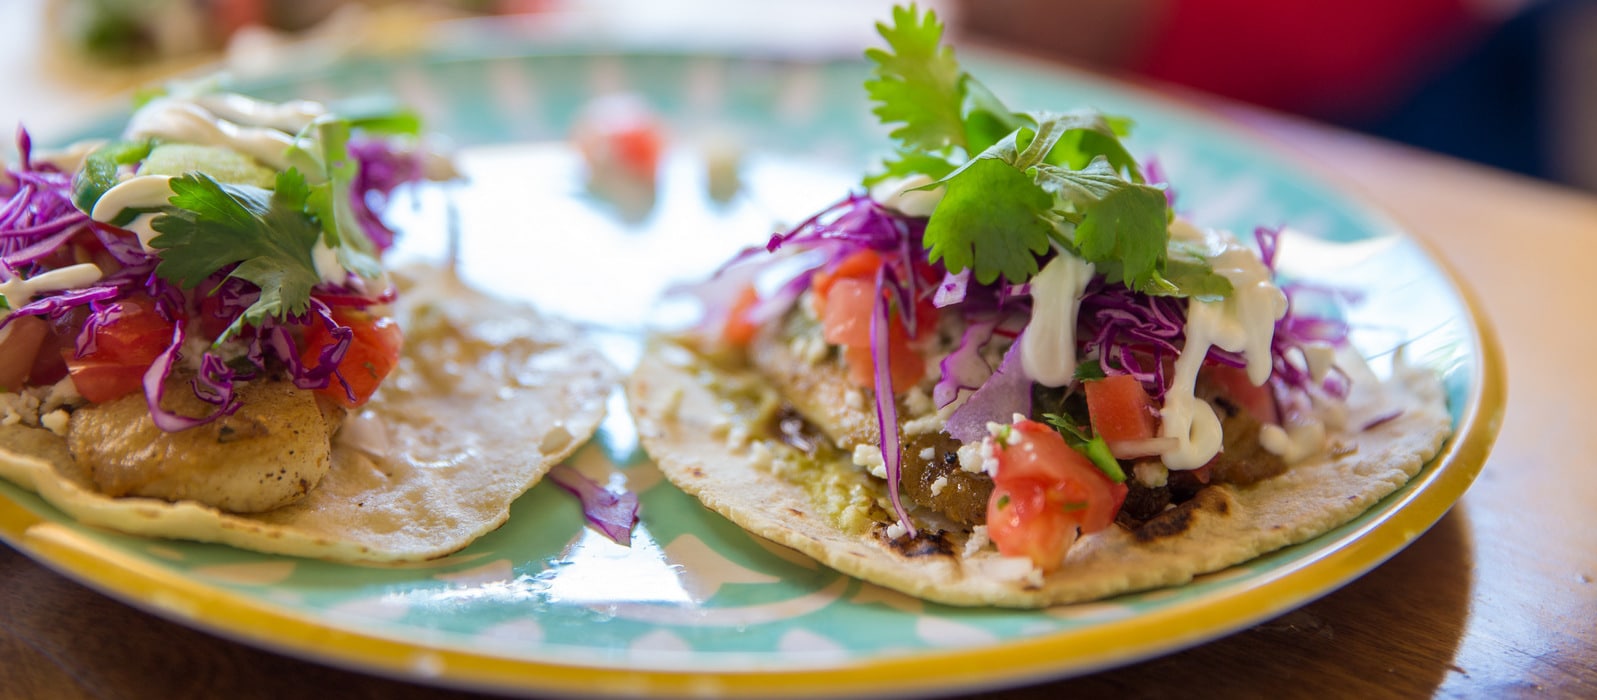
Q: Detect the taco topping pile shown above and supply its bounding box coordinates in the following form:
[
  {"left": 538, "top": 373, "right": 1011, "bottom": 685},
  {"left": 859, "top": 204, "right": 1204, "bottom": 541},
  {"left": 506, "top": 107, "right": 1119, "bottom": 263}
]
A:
[
  {"left": 631, "top": 4, "right": 1449, "bottom": 597},
  {"left": 0, "top": 89, "right": 618, "bottom": 561},
  {"left": 0, "top": 89, "right": 439, "bottom": 511}
]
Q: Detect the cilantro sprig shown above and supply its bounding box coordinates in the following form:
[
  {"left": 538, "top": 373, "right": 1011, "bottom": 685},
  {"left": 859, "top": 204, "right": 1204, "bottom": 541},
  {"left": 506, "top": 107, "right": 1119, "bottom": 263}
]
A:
[
  {"left": 865, "top": 5, "right": 1229, "bottom": 296},
  {"left": 150, "top": 169, "right": 323, "bottom": 333},
  {"left": 142, "top": 102, "right": 421, "bottom": 337}
]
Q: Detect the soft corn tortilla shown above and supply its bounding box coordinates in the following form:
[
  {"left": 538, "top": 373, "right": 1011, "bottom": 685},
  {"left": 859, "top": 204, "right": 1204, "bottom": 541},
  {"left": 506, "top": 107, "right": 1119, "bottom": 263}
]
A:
[
  {"left": 627, "top": 340, "right": 1451, "bottom": 608},
  {"left": 0, "top": 270, "right": 616, "bottom": 563}
]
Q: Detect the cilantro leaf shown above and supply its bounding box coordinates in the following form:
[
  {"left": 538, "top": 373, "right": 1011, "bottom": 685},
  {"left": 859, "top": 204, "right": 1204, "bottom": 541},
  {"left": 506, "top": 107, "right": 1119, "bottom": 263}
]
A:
[
  {"left": 1074, "top": 359, "right": 1107, "bottom": 382},
  {"left": 1035, "top": 110, "right": 1143, "bottom": 179},
  {"left": 1161, "top": 240, "right": 1234, "bottom": 300},
  {"left": 149, "top": 170, "right": 322, "bottom": 328},
  {"left": 961, "top": 78, "right": 1023, "bottom": 154},
  {"left": 1033, "top": 157, "right": 1168, "bottom": 290},
  {"left": 865, "top": 5, "right": 1195, "bottom": 300},
  {"left": 1041, "top": 412, "right": 1126, "bottom": 483},
  {"left": 923, "top": 132, "right": 1054, "bottom": 284},
  {"left": 298, "top": 118, "right": 382, "bottom": 279},
  {"left": 865, "top": 4, "right": 967, "bottom": 152},
  {"left": 864, "top": 150, "right": 959, "bottom": 187}
]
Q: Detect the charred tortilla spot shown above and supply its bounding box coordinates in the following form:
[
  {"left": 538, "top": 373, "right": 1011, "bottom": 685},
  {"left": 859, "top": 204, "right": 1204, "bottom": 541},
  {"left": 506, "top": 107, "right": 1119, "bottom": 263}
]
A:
[
  {"left": 689, "top": 466, "right": 706, "bottom": 479},
  {"left": 875, "top": 524, "right": 955, "bottom": 558},
  {"left": 1115, "top": 474, "right": 1173, "bottom": 527},
  {"left": 785, "top": 507, "right": 806, "bottom": 518},
  {"left": 1133, "top": 487, "right": 1230, "bottom": 543}
]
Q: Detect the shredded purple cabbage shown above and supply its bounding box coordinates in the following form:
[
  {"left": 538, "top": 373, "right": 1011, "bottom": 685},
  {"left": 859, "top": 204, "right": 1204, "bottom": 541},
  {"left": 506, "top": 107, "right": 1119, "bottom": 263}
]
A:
[
  {"left": 935, "top": 315, "right": 997, "bottom": 408},
  {"left": 349, "top": 138, "right": 425, "bottom": 252},
  {"left": 547, "top": 464, "right": 640, "bottom": 546},
  {"left": 700, "top": 189, "right": 1359, "bottom": 536},
  {"left": 945, "top": 335, "right": 1032, "bottom": 443},
  {"left": 1144, "top": 157, "right": 1177, "bottom": 208},
  {"left": 1, "top": 126, "right": 424, "bottom": 432}
]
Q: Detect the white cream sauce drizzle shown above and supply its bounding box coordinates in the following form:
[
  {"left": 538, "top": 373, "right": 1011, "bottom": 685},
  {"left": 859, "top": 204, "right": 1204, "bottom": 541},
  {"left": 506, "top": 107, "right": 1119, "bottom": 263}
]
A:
[
  {"left": 1020, "top": 253, "right": 1095, "bottom": 387},
  {"left": 0, "top": 263, "right": 104, "bottom": 310},
  {"left": 868, "top": 174, "right": 943, "bottom": 218},
  {"left": 83, "top": 94, "right": 355, "bottom": 286},
  {"left": 125, "top": 96, "right": 317, "bottom": 171},
  {"left": 91, "top": 176, "right": 175, "bottom": 249},
  {"left": 1158, "top": 220, "right": 1288, "bottom": 469}
]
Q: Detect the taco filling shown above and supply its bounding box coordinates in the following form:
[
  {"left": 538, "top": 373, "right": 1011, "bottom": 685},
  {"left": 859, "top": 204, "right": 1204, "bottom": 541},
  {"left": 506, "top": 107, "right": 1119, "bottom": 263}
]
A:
[
  {"left": 0, "top": 89, "right": 615, "bottom": 561},
  {"left": 627, "top": 5, "right": 1451, "bottom": 606}
]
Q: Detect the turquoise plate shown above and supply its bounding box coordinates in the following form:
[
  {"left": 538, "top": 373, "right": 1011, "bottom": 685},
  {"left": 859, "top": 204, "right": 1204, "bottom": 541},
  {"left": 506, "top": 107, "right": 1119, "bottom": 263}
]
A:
[{"left": 0, "top": 37, "right": 1503, "bottom": 698}]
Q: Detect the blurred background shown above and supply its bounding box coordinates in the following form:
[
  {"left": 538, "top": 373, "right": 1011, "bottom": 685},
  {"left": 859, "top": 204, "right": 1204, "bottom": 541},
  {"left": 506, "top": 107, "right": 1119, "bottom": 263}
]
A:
[{"left": 3, "top": 0, "right": 1593, "bottom": 192}]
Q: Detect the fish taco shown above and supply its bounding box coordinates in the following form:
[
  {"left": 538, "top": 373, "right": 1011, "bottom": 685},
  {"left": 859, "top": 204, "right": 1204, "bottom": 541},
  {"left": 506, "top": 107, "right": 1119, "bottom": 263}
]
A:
[
  {"left": 627, "top": 6, "right": 1451, "bottom": 607},
  {"left": 0, "top": 89, "right": 615, "bottom": 562}
]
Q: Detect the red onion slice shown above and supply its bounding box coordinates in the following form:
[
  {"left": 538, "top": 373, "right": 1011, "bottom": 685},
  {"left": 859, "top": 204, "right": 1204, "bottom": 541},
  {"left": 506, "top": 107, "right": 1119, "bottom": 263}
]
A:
[{"left": 1107, "top": 437, "right": 1179, "bottom": 460}]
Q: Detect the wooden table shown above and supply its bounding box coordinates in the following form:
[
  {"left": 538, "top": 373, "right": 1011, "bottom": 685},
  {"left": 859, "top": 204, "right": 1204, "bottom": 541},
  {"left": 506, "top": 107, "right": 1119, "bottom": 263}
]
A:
[{"left": 3, "top": 12, "right": 1596, "bottom": 700}]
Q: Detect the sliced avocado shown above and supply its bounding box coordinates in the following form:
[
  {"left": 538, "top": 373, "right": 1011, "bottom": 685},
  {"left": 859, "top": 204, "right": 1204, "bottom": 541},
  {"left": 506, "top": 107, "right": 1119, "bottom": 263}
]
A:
[{"left": 138, "top": 144, "right": 277, "bottom": 189}]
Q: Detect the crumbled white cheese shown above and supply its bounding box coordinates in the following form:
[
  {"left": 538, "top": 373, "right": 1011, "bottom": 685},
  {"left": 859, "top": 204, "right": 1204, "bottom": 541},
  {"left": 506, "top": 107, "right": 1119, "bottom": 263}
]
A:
[
  {"left": 1134, "top": 461, "right": 1169, "bottom": 488},
  {"left": 791, "top": 332, "right": 829, "bottom": 366},
  {"left": 0, "top": 392, "right": 36, "bottom": 426},
  {"left": 852, "top": 443, "right": 888, "bottom": 479},
  {"left": 884, "top": 521, "right": 908, "bottom": 540},
  {"left": 974, "top": 555, "right": 1045, "bottom": 587},
  {"left": 748, "top": 440, "right": 775, "bottom": 470},
  {"left": 929, "top": 475, "right": 949, "bottom": 497},
  {"left": 40, "top": 376, "right": 81, "bottom": 414},
  {"left": 0, "top": 379, "right": 82, "bottom": 429},
  {"left": 843, "top": 389, "right": 865, "bottom": 411},
  {"left": 903, "top": 386, "right": 933, "bottom": 417},
  {"left": 958, "top": 441, "right": 987, "bottom": 474},
  {"left": 963, "top": 525, "right": 991, "bottom": 558},
  {"left": 918, "top": 447, "right": 935, "bottom": 461},
  {"left": 40, "top": 409, "right": 70, "bottom": 437},
  {"left": 902, "top": 412, "right": 943, "bottom": 436}
]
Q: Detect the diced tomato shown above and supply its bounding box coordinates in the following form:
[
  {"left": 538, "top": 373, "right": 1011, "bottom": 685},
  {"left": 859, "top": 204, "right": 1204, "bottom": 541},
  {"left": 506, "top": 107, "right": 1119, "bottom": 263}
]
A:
[
  {"left": 65, "top": 296, "right": 179, "bottom": 403},
  {"left": 987, "top": 419, "right": 1130, "bottom": 571},
  {"left": 842, "top": 333, "right": 925, "bottom": 389},
  {"left": 986, "top": 482, "right": 1078, "bottom": 571},
  {"left": 27, "top": 342, "right": 68, "bottom": 387},
  {"left": 23, "top": 307, "right": 86, "bottom": 388},
  {"left": 1085, "top": 374, "right": 1159, "bottom": 442},
  {"left": 820, "top": 277, "right": 880, "bottom": 348},
  {"left": 0, "top": 316, "right": 49, "bottom": 392},
  {"left": 811, "top": 249, "right": 885, "bottom": 305},
  {"left": 721, "top": 283, "right": 761, "bottom": 346},
  {"left": 66, "top": 360, "right": 152, "bottom": 404},
  {"left": 811, "top": 247, "right": 940, "bottom": 394},
  {"left": 1202, "top": 364, "right": 1279, "bottom": 424},
  {"left": 821, "top": 276, "right": 929, "bottom": 389},
  {"left": 300, "top": 309, "right": 404, "bottom": 408}
]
